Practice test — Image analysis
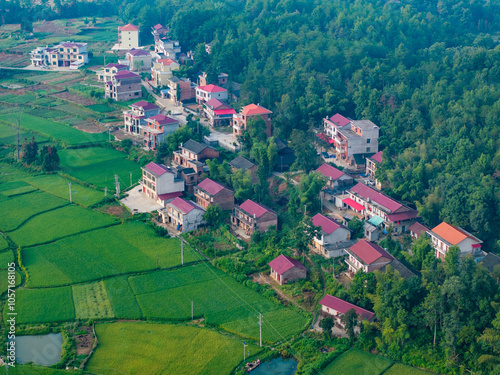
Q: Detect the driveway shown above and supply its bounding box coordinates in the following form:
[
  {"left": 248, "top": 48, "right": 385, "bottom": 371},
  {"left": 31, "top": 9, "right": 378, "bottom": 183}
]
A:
[{"left": 120, "top": 186, "right": 163, "bottom": 213}]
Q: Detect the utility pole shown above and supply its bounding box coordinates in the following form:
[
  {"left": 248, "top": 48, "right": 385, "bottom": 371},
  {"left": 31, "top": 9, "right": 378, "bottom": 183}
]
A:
[
  {"left": 333, "top": 258, "right": 335, "bottom": 278},
  {"left": 130, "top": 171, "right": 133, "bottom": 187},
  {"left": 104, "top": 186, "right": 107, "bottom": 197},
  {"left": 115, "top": 174, "right": 120, "bottom": 197},
  {"left": 259, "top": 313, "right": 262, "bottom": 348},
  {"left": 16, "top": 111, "right": 21, "bottom": 162},
  {"left": 68, "top": 183, "right": 72, "bottom": 203},
  {"left": 181, "top": 239, "right": 184, "bottom": 265},
  {"left": 243, "top": 342, "right": 247, "bottom": 362},
  {"left": 191, "top": 300, "right": 193, "bottom": 320}
]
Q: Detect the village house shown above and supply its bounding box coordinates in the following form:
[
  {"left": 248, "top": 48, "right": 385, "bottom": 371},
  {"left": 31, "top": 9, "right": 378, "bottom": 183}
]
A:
[
  {"left": 126, "top": 49, "right": 152, "bottom": 72},
  {"left": 123, "top": 100, "right": 160, "bottom": 134},
  {"left": 268, "top": 255, "right": 307, "bottom": 285},
  {"left": 316, "top": 163, "right": 354, "bottom": 191},
  {"left": 363, "top": 222, "right": 379, "bottom": 241},
  {"left": 229, "top": 156, "right": 258, "bottom": 183},
  {"left": 194, "top": 178, "right": 235, "bottom": 211},
  {"left": 105, "top": 70, "right": 142, "bottom": 101},
  {"left": 96, "top": 63, "right": 129, "bottom": 83},
  {"left": 274, "top": 138, "right": 296, "bottom": 171},
  {"left": 141, "top": 162, "right": 184, "bottom": 206},
  {"left": 196, "top": 84, "right": 228, "bottom": 104},
  {"left": 324, "top": 113, "right": 379, "bottom": 167},
  {"left": 231, "top": 199, "right": 278, "bottom": 235},
  {"left": 409, "top": 222, "right": 429, "bottom": 240},
  {"left": 154, "top": 37, "right": 181, "bottom": 60},
  {"left": 320, "top": 294, "right": 376, "bottom": 333},
  {"left": 118, "top": 24, "right": 140, "bottom": 49},
  {"left": 311, "top": 213, "right": 352, "bottom": 258},
  {"left": 233, "top": 104, "right": 272, "bottom": 138},
  {"left": 159, "top": 197, "right": 205, "bottom": 233},
  {"left": 151, "top": 24, "right": 169, "bottom": 39},
  {"left": 345, "top": 239, "right": 394, "bottom": 275},
  {"left": 427, "top": 222, "right": 484, "bottom": 260},
  {"left": 197, "top": 72, "right": 241, "bottom": 102},
  {"left": 142, "top": 114, "right": 180, "bottom": 150},
  {"left": 481, "top": 253, "right": 500, "bottom": 277},
  {"left": 30, "top": 42, "right": 88, "bottom": 69},
  {"left": 173, "top": 139, "right": 219, "bottom": 168},
  {"left": 344, "top": 183, "right": 418, "bottom": 235},
  {"left": 203, "top": 98, "right": 236, "bottom": 127},
  {"left": 366, "top": 151, "right": 382, "bottom": 178},
  {"left": 151, "top": 58, "right": 180, "bottom": 88},
  {"left": 162, "top": 76, "right": 196, "bottom": 104},
  {"left": 205, "top": 42, "right": 213, "bottom": 55},
  {"left": 379, "top": 259, "right": 418, "bottom": 280}
]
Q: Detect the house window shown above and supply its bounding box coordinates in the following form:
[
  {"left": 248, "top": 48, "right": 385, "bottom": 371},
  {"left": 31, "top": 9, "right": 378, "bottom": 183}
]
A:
[
  {"left": 366, "top": 147, "right": 371, "bottom": 152},
  {"left": 367, "top": 139, "right": 371, "bottom": 143}
]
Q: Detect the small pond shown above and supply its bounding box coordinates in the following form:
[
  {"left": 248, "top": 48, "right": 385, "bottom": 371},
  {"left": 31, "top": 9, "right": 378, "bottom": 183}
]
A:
[
  {"left": 11, "top": 333, "right": 63, "bottom": 366},
  {"left": 253, "top": 357, "right": 298, "bottom": 374}
]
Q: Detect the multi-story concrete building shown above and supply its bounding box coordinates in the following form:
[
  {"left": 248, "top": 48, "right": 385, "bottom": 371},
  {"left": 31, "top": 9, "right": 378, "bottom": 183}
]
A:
[
  {"left": 196, "top": 84, "right": 228, "bottom": 104},
  {"left": 126, "top": 49, "right": 152, "bottom": 72},
  {"left": 123, "top": 100, "right": 160, "bottom": 134},
  {"left": 203, "top": 98, "right": 236, "bottom": 127},
  {"left": 151, "top": 58, "right": 180, "bottom": 88},
  {"left": 162, "top": 76, "right": 196, "bottom": 104},
  {"left": 366, "top": 151, "right": 383, "bottom": 179},
  {"left": 141, "top": 162, "right": 184, "bottom": 206},
  {"left": 105, "top": 70, "right": 142, "bottom": 101},
  {"left": 311, "top": 213, "right": 352, "bottom": 258},
  {"left": 316, "top": 163, "right": 354, "bottom": 191},
  {"left": 427, "top": 222, "right": 483, "bottom": 260},
  {"left": 231, "top": 199, "right": 277, "bottom": 235},
  {"left": 154, "top": 37, "right": 181, "bottom": 60},
  {"left": 173, "top": 139, "right": 219, "bottom": 168},
  {"left": 118, "top": 24, "right": 140, "bottom": 49},
  {"left": 233, "top": 104, "right": 272, "bottom": 138},
  {"left": 142, "top": 114, "right": 180, "bottom": 150},
  {"left": 159, "top": 197, "right": 205, "bottom": 233},
  {"left": 30, "top": 42, "right": 88, "bottom": 68},
  {"left": 96, "top": 63, "right": 129, "bottom": 83},
  {"left": 194, "top": 178, "right": 235, "bottom": 211}
]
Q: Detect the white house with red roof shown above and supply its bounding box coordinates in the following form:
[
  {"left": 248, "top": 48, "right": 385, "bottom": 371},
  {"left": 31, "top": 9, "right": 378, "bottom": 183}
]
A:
[
  {"left": 196, "top": 84, "right": 228, "bottom": 104},
  {"left": 151, "top": 58, "right": 180, "bottom": 88},
  {"left": 427, "top": 222, "right": 483, "bottom": 260},
  {"left": 231, "top": 199, "right": 278, "bottom": 235},
  {"left": 123, "top": 100, "right": 160, "bottom": 134},
  {"left": 160, "top": 197, "right": 205, "bottom": 233},
  {"left": 320, "top": 294, "right": 375, "bottom": 333},
  {"left": 203, "top": 98, "right": 236, "bottom": 127},
  {"left": 311, "top": 213, "right": 352, "bottom": 258},
  {"left": 125, "top": 48, "right": 152, "bottom": 72},
  {"left": 97, "top": 63, "right": 129, "bottom": 83},
  {"left": 194, "top": 178, "right": 235, "bottom": 211},
  {"left": 268, "top": 255, "right": 307, "bottom": 285},
  {"left": 31, "top": 42, "right": 88, "bottom": 68},
  {"left": 233, "top": 104, "right": 273, "bottom": 138},
  {"left": 316, "top": 163, "right": 354, "bottom": 191},
  {"left": 141, "top": 162, "right": 184, "bottom": 206},
  {"left": 105, "top": 70, "right": 142, "bottom": 101},
  {"left": 346, "top": 183, "right": 418, "bottom": 235},
  {"left": 118, "top": 24, "right": 140, "bottom": 49},
  {"left": 142, "top": 114, "right": 180, "bottom": 150},
  {"left": 366, "top": 151, "right": 382, "bottom": 178},
  {"left": 345, "top": 239, "right": 394, "bottom": 274}
]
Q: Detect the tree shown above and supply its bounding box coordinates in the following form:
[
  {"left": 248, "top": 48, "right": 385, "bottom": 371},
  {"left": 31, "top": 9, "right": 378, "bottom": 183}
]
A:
[
  {"left": 290, "top": 216, "right": 320, "bottom": 263},
  {"left": 408, "top": 235, "right": 433, "bottom": 270},
  {"left": 341, "top": 308, "right": 358, "bottom": 341},
  {"left": 289, "top": 129, "right": 319, "bottom": 173},
  {"left": 20, "top": 137, "right": 38, "bottom": 165},
  {"left": 121, "top": 139, "right": 133, "bottom": 154},
  {"left": 40, "top": 145, "right": 59, "bottom": 172},
  {"left": 348, "top": 217, "right": 364, "bottom": 239},
  {"left": 444, "top": 245, "right": 461, "bottom": 277},
  {"left": 203, "top": 205, "right": 223, "bottom": 228},
  {"left": 319, "top": 316, "right": 335, "bottom": 339}
]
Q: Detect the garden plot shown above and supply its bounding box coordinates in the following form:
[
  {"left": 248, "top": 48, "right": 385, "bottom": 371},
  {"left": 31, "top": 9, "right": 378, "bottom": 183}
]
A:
[{"left": 72, "top": 281, "right": 114, "bottom": 320}]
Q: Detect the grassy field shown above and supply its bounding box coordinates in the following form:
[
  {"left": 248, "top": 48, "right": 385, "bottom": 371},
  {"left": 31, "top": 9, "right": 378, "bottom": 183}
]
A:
[
  {"left": 0, "top": 191, "right": 68, "bottom": 231},
  {"left": 103, "top": 276, "right": 143, "bottom": 319},
  {"left": 86, "top": 104, "right": 115, "bottom": 113},
  {"left": 72, "top": 281, "right": 114, "bottom": 320},
  {"left": 87, "top": 323, "right": 259, "bottom": 375},
  {"left": 58, "top": 147, "right": 142, "bottom": 189},
  {"left": 9, "top": 205, "right": 118, "bottom": 247},
  {"left": 24, "top": 174, "right": 105, "bottom": 207},
  {"left": 0, "top": 365, "right": 82, "bottom": 375},
  {"left": 384, "top": 363, "right": 434, "bottom": 374},
  {"left": 0, "top": 270, "right": 20, "bottom": 295},
  {"left": 0, "top": 250, "right": 14, "bottom": 268},
  {"left": 13, "top": 287, "right": 75, "bottom": 324},
  {"left": 0, "top": 122, "right": 49, "bottom": 145},
  {"left": 0, "top": 180, "right": 38, "bottom": 196},
  {"left": 321, "top": 349, "right": 394, "bottom": 375},
  {"left": 0, "top": 113, "right": 108, "bottom": 146},
  {"left": 23, "top": 222, "right": 200, "bottom": 287}
]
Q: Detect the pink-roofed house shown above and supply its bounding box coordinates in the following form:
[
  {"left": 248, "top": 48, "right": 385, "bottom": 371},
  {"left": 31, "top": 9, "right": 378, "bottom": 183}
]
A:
[
  {"left": 311, "top": 213, "right": 351, "bottom": 258},
  {"left": 105, "top": 70, "right": 142, "bottom": 101},
  {"left": 316, "top": 163, "right": 354, "bottom": 190},
  {"left": 408, "top": 222, "right": 429, "bottom": 240},
  {"left": 194, "top": 178, "right": 235, "bottom": 211},
  {"left": 118, "top": 24, "right": 140, "bottom": 49},
  {"left": 126, "top": 48, "right": 152, "bottom": 72},
  {"left": 268, "top": 255, "right": 307, "bottom": 285},
  {"left": 143, "top": 114, "right": 180, "bottom": 150},
  {"left": 345, "top": 240, "right": 394, "bottom": 275},
  {"left": 231, "top": 199, "right": 278, "bottom": 235},
  {"left": 123, "top": 100, "right": 160, "bottom": 134},
  {"left": 233, "top": 104, "right": 273, "bottom": 138},
  {"left": 141, "top": 162, "right": 184, "bottom": 206},
  {"left": 196, "top": 84, "right": 228, "bottom": 104},
  {"left": 320, "top": 294, "right": 375, "bottom": 333},
  {"left": 97, "top": 63, "right": 129, "bottom": 82},
  {"left": 160, "top": 197, "right": 205, "bottom": 233},
  {"left": 203, "top": 98, "right": 236, "bottom": 127}
]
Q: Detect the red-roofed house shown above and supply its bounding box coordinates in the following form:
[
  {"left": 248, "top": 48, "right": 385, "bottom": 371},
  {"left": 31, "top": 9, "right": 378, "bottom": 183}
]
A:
[
  {"left": 97, "top": 63, "right": 129, "bottom": 83},
  {"left": 151, "top": 24, "right": 169, "bottom": 37},
  {"left": 408, "top": 222, "right": 429, "bottom": 240},
  {"left": 233, "top": 104, "right": 273, "bottom": 138},
  {"left": 231, "top": 199, "right": 278, "bottom": 235},
  {"left": 126, "top": 49, "right": 152, "bottom": 72},
  {"left": 366, "top": 151, "right": 382, "bottom": 179},
  {"left": 311, "top": 214, "right": 351, "bottom": 258},
  {"left": 105, "top": 70, "right": 142, "bottom": 101},
  {"left": 141, "top": 162, "right": 184, "bottom": 206},
  {"left": 194, "top": 178, "right": 235, "bottom": 211},
  {"left": 320, "top": 294, "right": 375, "bottom": 333},
  {"left": 143, "top": 115, "right": 180, "bottom": 149},
  {"left": 196, "top": 84, "right": 228, "bottom": 104},
  {"left": 123, "top": 100, "right": 160, "bottom": 134},
  {"left": 268, "top": 255, "right": 307, "bottom": 285},
  {"left": 118, "top": 24, "right": 140, "bottom": 49},
  {"left": 151, "top": 58, "right": 180, "bottom": 87},
  {"left": 347, "top": 183, "right": 418, "bottom": 235},
  {"left": 316, "top": 164, "right": 354, "bottom": 190},
  {"left": 345, "top": 240, "right": 394, "bottom": 274},
  {"left": 427, "top": 222, "right": 483, "bottom": 260},
  {"left": 160, "top": 197, "right": 205, "bottom": 233},
  {"left": 203, "top": 99, "right": 236, "bottom": 127}
]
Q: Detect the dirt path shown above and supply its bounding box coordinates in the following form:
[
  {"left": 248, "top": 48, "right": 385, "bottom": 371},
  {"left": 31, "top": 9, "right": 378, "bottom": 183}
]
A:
[{"left": 252, "top": 273, "right": 306, "bottom": 311}]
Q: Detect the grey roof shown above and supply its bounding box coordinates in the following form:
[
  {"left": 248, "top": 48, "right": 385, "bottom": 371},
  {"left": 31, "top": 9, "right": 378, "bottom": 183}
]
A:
[
  {"left": 481, "top": 253, "right": 500, "bottom": 273},
  {"left": 229, "top": 156, "right": 255, "bottom": 171},
  {"left": 351, "top": 119, "right": 379, "bottom": 130},
  {"left": 274, "top": 138, "right": 288, "bottom": 152},
  {"left": 363, "top": 222, "right": 378, "bottom": 232},
  {"left": 181, "top": 139, "right": 208, "bottom": 154},
  {"left": 380, "top": 259, "right": 419, "bottom": 280}
]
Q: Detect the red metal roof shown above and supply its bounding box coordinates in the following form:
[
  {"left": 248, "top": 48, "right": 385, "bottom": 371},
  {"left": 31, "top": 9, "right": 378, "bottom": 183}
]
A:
[
  {"left": 169, "top": 197, "right": 204, "bottom": 214},
  {"left": 320, "top": 294, "right": 375, "bottom": 321},
  {"left": 157, "top": 191, "right": 183, "bottom": 202},
  {"left": 239, "top": 199, "right": 272, "bottom": 219},
  {"left": 197, "top": 178, "right": 226, "bottom": 196},
  {"left": 214, "top": 109, "right": 236, "bottom": 116},
  {"left": 198, "top": 84, "right": 227, "bottom": 93},
  {"left": 148, "top": 114, "right": 178, "bottom": 125},
  {"left": 143, "top": 162, "right": 171, "bottom": 176},
  {"left": 312, "top": 213, "right": 345, "bottom": 235},
  {"left": 316, "top": 163, "right": 345, "bottom": 181},
  {"left": 114, "top": 70, "right": 140, "bottom": 79},
  {"left": 386, "top": 211, "right": 418, "bottom": 222},
  {"left": 371, "top": 151, "right": 383, "bottom": 163},
  {"left": 131, "top": 100, "right": 158, "bottom": 111},
  {"left": 349, "top": 240, "right": 393, "bottom": 265},
  {"left": 127, "top": 48, "right": 150, "bottom": 56},
  {"left": 268, "top": 255, "right": 307, "bottom": 276},
  {"left": 342, "top": 198, "right": 365, "bottom": 212},
  {"left": 119, "top": 24, "right": 139, "bottom": 31},
  {"left": 153, "top": 23, "right": 165, "bottom": 30},
  {"left": 328, "top": 113, "right": 351, "bottom": 127},
  {"left": 242, "top": 103, "right": 272, "bottom": 116},
  {"left": 205, "top": 98, "right": 226, "bottom": 109},
  {"left": 316, "top": 133, "right": 331, "bottom": 143},
  {"left": 408, "top": 222, "right": 428, "bottom": 237},
  {"left": 350, "top": 183, "right": 402, "bottom": 213},
  {"left": 158, "top": 58, "right": 176, "bottom": 66},
  {"left": 106, "top": 63, "right": 128, "bottom": 69}
]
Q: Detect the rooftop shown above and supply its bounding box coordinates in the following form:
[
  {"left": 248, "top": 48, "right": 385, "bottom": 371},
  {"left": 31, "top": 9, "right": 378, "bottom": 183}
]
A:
[
  {"left": 114, "top": 70, "right": 140, "bottom": 79},
  {"left": 197, "top": 178, "right": 229, "bottom": 196},
  {"left": 239, "top": 199, "right": 274, "bottom": 219},
  {"left": 181, "top": 139, "right": 210, "bottom": 154},
  {"left": 370, "top": 151, "right": 383, "bottom": 163},
  {"left": 127, "top": 48, "right": 150, "bottom": 57},
  {"left": 350, "top": 183, "right": 403, "bottom": 213},
  {"left": 241, "top": 103, "right": 272, "bottom": 116},
  {"left": 312, "top": 213, "right": 346, "bottom": 235},
  {"left": 328, "top": 113, "right": 351, "bottom": 127},
  {"left": 408, "top": 222, "right": 429, "bottom": 237},
  {"left": 169, "top": 197, "right": 204, "bottom": 214},
  {"left": 229, "top": 156, "right": 255, "bottom": 171},
  {"left": 130, "top": 100, "right": 158, "bottom": 111},
  {"left": 316, "top": 163, "right": 345, "bottom": 181},
  {"left": 119, "top": 23, "right": 139, "bottom": 31},
  {"left": 268, "top": 255, "right": 307, "bottom": 276},
  {"left": 198, "top": 84, "right": 227, "bottom": 93},
  {"left": 105, "top": 63, "right": 128, "bottom": 69},
  {"left": 348, "top": 240, "right": 394, "bottom": 265},
  {"left": 320, "top": 294, "right": 375, "bottom": 321},
  {"left": 157, "top": 58, "right": 176, "bottom": 66},
  {"left": 351, "top": 119, "right": 379, "bottom": 130},
  {"left": 481, "top": 253, "right": 500, "bottom": 273},
  {"left": 143, "top": 162, "right": 172, "bottom": 177},
  {"left": 429, "top": 222, "right": 482, "bottom": 245},
  {"left": 147, "top": 114, "right": 179, "bottom": 125}
]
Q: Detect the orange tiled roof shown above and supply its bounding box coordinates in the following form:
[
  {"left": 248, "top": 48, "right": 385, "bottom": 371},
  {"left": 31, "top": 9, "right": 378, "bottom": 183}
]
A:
[
  {"left": 242, "top": 104, "right": 272, "bottom": 116},
  {"left": 431, "top": 222, "right": 470, "bottom": 245},
  {"left": 119, "top": 24, "right": 139, "bottom": 31}
]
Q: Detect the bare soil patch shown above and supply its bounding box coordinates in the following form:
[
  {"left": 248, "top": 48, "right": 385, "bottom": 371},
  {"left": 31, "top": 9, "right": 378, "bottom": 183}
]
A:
[
  {"left": 72, "top": 120, "right": 106, "bottom": 133},
  {"left": 51, "top": 91, "right": 96, "bottom": 106},
  {"left": 75, "top": 326, "right": 93, "bottom": 356}
]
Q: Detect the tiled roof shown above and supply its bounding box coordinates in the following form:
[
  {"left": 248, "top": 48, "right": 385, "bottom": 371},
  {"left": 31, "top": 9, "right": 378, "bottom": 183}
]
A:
[
  {"left": 239, "top": 199, "right": 273, "bottom": 218},
  {"left": 169, "top": 197, "right": 204, "bottom": 214},
  {"left": 61, "top": 42, "right": 85, "bottom": 48},
  {"left": 205, "top": 98, "right": 228, "bottom": 109},
  {"left": 181, "top": 139, "right": 208, "bottom": 154},
  {"left": 316, "top": 163, "right": 345, "bottom": 181},
  {"left": 350, "top": 183, "right": 402, "bottom": 213},
  {"left": 380, "top": 259, "right": 418, "bottom": 280},
  {"left": 342, "top": 198, "right": 365, "bottom": 212},
  {"left": 153, "top": 23, "right": 165, "bottom": 30},
  {"left": 328, "top": 113, "right": 351, "bottom": 127},
  {"left": 430, "top": 222, "right": 481, "bottom": 245},
  {"left": 348, "top": 240, "right": 394, "bottom": 265},
  {"left": 158, "top": 58, "right": 176, "bottom": 66},
  {"left": 157, "top": 191, "right": 183, "bottom": 202},
  {"left": 131, "top": 100, "right": 158, "bottom": 111},
  {"left": 119, "top": 24, "right": 139, "bottom": 31},
  {"left": 241, "top": 104, "right": 272, "bottom": 116},
  {"left": 371, "top": 151, "right": 383, "bottom": 163},
  {"left": 229, "top": 156, "right": 255, "bottom": 171},
  {"left": 114, "top": 70, "right": 140, "bottom": 79},
  {"left": 386, "top": 211, "right": 418, "bottom": 222},
  {"left": 127, "top": 48, "right": 150, "bottom": 56},
  {"left": 320, "top": 294, "right": 375, "bottom": 321},
  {"left": 148, "top": 114, "right": 178, "bottom": 125},
  {"left": 214, "top": 109, "right": 236, "bottom": 116},
  {"left": 198, "top": 84, "right": 227, "bottom": 93},
  {"left": 268, "top": 254, "right": 307, "bottom": 275},
  {"left": 481, "top": 253, "right": 500, "bottom": 273},
  {"left": 143, "top": 162, "right": 172, "bottom": 176},
  {"left": 408, "top": 222, "right": 429, "bottom": 237},
  {"left": 312, "top": 213, "right": 345, "bottom": 235},
  {"left": 197, "top": 178, "right": 227, "bottom": 196},
  {"left": 106, "top": 63, "right": 128, "bottom": 69}
]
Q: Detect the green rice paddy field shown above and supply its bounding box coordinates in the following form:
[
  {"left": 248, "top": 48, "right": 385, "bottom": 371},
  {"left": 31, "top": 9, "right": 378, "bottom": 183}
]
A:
[
  {"left": 87, "top": 323, "right": 258, "bottom": 375},
  {"left": 0, "top": 365, "right": 81, "bottom": 375}
]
